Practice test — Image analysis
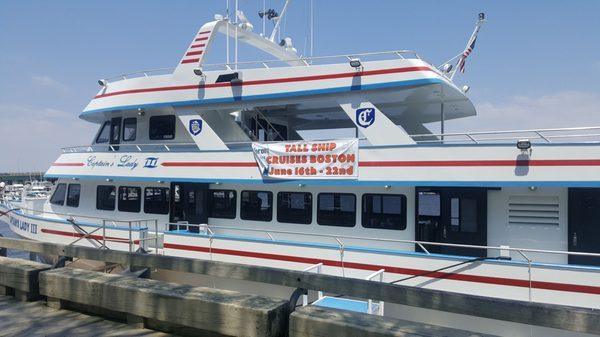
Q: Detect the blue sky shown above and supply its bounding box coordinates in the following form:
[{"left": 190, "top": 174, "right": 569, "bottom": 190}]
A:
[{"left": 1, "top": 0, "right": 599, "bottom": 172}]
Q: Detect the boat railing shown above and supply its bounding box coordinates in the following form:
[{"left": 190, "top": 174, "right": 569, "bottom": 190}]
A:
[
  {"left": 13, "top": 207, "right": 160, "bottom": 253},
  {"left": 169, "top": 223, "right": 600, "bottom": 303},
  {"left": 103, "top": 50, "right": 421, "bottom": 82},
  {"left": 60, "top": 126, "right": 600, "bottom": 154},
  {"left": 411, "top": 126, "right": 600, "bottom": 144}
]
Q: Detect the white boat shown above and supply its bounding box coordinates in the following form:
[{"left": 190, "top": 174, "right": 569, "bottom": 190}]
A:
[{"left": 1, "top": 6, "right": 599, "bottom": 336}]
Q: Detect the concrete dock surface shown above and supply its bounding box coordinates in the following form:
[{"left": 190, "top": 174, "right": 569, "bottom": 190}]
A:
[{"left": 0, "top": 295, "right": 171, "bottom": 337}]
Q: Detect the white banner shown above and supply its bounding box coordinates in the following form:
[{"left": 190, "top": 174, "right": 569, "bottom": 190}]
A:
[{"left": 252, "top": 139, "right": 359, "bottom": 179}]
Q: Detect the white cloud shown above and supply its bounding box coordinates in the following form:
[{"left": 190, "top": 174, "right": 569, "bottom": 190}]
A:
[
  {"left": 0, "top": 104, "right": 95, "bottom": 172},
  {"left": 31, "top": 75, "right": 70, "bottom": 93},
  {"left": 444, "top": 90, "right": 600, "bottom": 132}
]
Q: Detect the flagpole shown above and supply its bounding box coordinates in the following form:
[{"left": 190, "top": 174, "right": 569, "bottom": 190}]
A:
[{"left": 450, "top": 13, "right": 486, "bottom": 80}]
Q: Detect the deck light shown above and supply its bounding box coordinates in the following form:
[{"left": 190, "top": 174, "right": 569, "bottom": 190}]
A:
[
  {"left": 349, "top": 58, "right": 362, "bottom": 69},
  {"left": 157, "top": 180, "right": 164, "bottom": 184},
  {"left": 462, "top": 85, "right": 470, "bottom": 93},
  {"left": 98, "top": 79, "right": 107, "bottom": 87},
  {"left": 516, "top": 139, "right": 531, "bottom": 151},
  {"left": 442, "top": 63, "right": 453, "bottom": 73},
  {"left": 72, "top": 177, "right": 79, "bottom": 181},
  {"left": 137, "top": 108, "right": 145, "bottom": 116},
  {"left": 384, "top": 185, "right": 391, "bottom": 190},
  {"left": 105, "top": 178, "right": 113, "bottom": 182},
  {"left": 193, "top": 68, "right": 204, "bottom": 76}
]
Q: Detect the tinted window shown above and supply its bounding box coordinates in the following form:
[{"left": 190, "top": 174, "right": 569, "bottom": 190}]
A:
[
  {"left": 118, "top": 186, "right": 141, "bottom": 213},
  {"left": 277, "top": 192, "right": 312, "bottom": 224},
  {"left": 96, "top": 185, "right": 116, "bottom": 211},
  {"left": 362, "top": 194, "right": 407, "bottom": 230},
  {"left": 66, "top": 184, "right": 81, "bottom": 207},
  {"left": 149, "top": 115, "right": 176, "bottom": 140},
  {"left": 96, "top": 121, "right": 110, "bottom": 143},
  {"left": 241, "top": 191, "right": 272, "bottom": 221},
  {"left": 123, "top": 118, "right": 137, "bottom": 141},
  {"left": 208, "top": 190, "right": 236, "bottom": 219},
  {"left": 50, "top": 183, "right": 67, "bottom": 205},
  {"left": 317, "top": 193, "right": 355, "bottom": 227},
  {"left": 144, "top": 187, "right": 170, "bottom": 214}
]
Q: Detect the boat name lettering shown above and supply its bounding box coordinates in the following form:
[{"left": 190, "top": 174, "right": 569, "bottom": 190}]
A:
[
  {"left": 9, "top": 216, "right": 37, "bottom": 234},
  {"left": 117, "top": 155, "right": 139, "bottom": 170},
  {"left": 86, "top": 155, "right": 139, "bottom": 170}
]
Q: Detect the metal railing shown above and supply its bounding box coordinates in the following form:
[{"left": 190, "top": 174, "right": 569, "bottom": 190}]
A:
[
  {"left": 60, "top": 126, "right": 600, "bottom": 154},
  {"left": 6, "top": 206, "right": 160, "bottom": 254},
  {"left": 168, "top": 223, "right": 600, "bottom": 303},
  {"left": 102, "top": 50, "right": 422, "bottom": 83}
]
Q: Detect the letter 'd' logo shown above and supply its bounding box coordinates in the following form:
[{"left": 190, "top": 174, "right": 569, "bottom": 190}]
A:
[{"left": 355, "top": 108, "right": 375, "bottom": 128}]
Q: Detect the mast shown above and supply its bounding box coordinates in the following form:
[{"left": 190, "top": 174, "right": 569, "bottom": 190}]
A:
[{"left": 269, "top": 0, "right": 292, "bottom": 42}]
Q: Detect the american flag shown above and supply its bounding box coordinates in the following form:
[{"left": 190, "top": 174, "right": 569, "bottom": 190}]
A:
[{"left": 457, "top": 36, "right": 477, "bottom": 73}]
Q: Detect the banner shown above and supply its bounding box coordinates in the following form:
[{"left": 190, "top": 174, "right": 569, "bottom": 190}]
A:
[{"left": 252, "top": 139, "right": 359, "bottom": 179}]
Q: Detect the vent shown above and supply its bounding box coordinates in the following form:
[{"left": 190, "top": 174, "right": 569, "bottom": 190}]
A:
[{"left": 508, "top": 195, "right": 560, "bottom": 226}]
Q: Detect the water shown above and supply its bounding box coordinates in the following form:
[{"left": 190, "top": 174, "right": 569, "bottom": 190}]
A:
[{"left": 0, "top": 219, "right": 29, "bottom": 259}]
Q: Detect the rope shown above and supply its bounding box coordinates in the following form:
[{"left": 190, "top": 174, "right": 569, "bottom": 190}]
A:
[{"left": 390, "top": 256, "right": 507, "bottom": 285}]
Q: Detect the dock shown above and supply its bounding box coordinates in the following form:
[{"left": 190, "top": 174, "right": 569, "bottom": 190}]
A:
[
  {"left": 0, "top": 295, "right": 169, "bottom": 337},
  {"left": 0, "top": 236, "right": 598, "bottom": 337}
]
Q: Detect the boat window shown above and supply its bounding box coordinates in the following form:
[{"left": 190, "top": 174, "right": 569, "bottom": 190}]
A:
[
  {"left": 66, "top": 184, "right": 81, "bottom": 207},
  {"left": 122, "top": 118, "right": 137, "bottom": 142},
  {"left": 50, "top": 183, "right": 67, "bottom": 205},
  {"left": 277, "top": 192, "right": 312, "bottom": 224},
  {"left": 95, "top": 121, "right": 110, "bottom": 144},
  {"left": 118, "top": 186, "right": 141, "bottom": 213},
  {"left": 149, "top": 115, "right": 176, "bottom": 140},
  {"left": 208, "top": 190, "right": 236, "bottom": 219},
  {"left": 317, "top": 193, "right": 356, "bottom": 227},
  {"left": 241, "top": 190, "right": 273, "bottom": 221},
  {"left": 144, "top": 187, "right": 170, "bottom": 214},
  {"left": 96, "top": 185, "right": 116, "bottom": 211},
  {"left": 362, "top": 194, "right": 407, "bottom": 230}
]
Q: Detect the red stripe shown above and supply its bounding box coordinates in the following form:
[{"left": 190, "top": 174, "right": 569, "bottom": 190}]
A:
[
  {"left": 41, "top": 228, "right": 140, "bottom": 244},
  {"left": 161, "top": 162, "right": 257, "bottom": 167},
  {"left": 194, "top": 37, "right": 209, "bottom": 41},
  {"left": 181, "top": 59, "right": 200, "bottom": 64},
  {"left": 94, "top": 66, "right": 433, "bottom": 99},
  {"left": 185, "top": 51, "right": 203, "bottom": 56},
  {"left": 163, "top": 242, "right": 600, "bottom": 295},
  {"left": 52, "top": 162, "right": 84, "bottom": 167},
  {"left": 197, "top": 31, "right": 211, "bottom": 35},
  {"left": 359, "top": 159, "right": 600, "bottom": 167},
  {"left": 190, "top": 44, "right": 206, "bottom": 48}
]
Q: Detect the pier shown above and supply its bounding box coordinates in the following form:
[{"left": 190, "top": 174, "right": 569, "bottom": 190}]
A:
[{"left": 0, "top": 236, "right": 598, "bottom": 336}]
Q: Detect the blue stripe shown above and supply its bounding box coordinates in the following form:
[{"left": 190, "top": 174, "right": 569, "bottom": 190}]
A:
[
  {"left": 44, "top": 174, "right": 600, "bottom": 187},
  {"left": 80, "top": 78, "right": 443, "bottom": 116}
]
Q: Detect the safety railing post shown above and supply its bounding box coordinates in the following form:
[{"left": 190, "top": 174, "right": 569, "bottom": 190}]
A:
[{"left": 128, "top": 222, "right": 132, "bottom": 253}]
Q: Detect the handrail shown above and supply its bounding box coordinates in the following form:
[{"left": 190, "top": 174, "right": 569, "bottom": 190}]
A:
[
  {"left": 15, "top": 206, "right": 156, "bottom": 228},
  {"left": 102, "top": 50, "right": 421, "bottom": 82},
  {"left": 191, "top": 224, "right": 600, "bottom": 259},
  {"left": 60, "top": 126, "right": 600, "bottom": 153}
]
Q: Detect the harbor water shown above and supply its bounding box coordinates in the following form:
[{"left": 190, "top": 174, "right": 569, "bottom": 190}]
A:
[{"left": 0, "top": 219, "right": 28, "bottom": 259}]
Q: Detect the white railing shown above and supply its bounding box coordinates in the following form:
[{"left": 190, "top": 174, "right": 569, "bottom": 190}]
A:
[
  {"left": 102, "top": 50, "right": 421, "bottom": 83},
  {"left": 60, "top": 126, "right": 600, "bottom": 154},
  {"left": 167, "top": 223, "right": 600, "bottom": 303},
  {"left": 411, "top": 126, "right": 600, "bottom": 144},
  {"left": 8, "top": 206, "right": 160, "bottom": 254}
]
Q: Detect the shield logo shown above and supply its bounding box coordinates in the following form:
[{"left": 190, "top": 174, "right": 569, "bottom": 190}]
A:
[
  {"left": 189, "top": 119, "right": 203, "bottom": 136},
  {"left": 355, "top": 108, "right": 375, "bottom": 128}
]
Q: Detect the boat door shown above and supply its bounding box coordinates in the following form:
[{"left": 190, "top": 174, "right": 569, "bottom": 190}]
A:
[
  {"left": 109, "top": 117, "right": 121, "bottom": 151},
  {"left": 417, "top": 188, "right": 487, "bottom": 257},
  {"left": 169, "top": 182, "right": 209, "bottom": 226},
  {"left": 568, "top": 188, "right": 600, "bottom": 266}
]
